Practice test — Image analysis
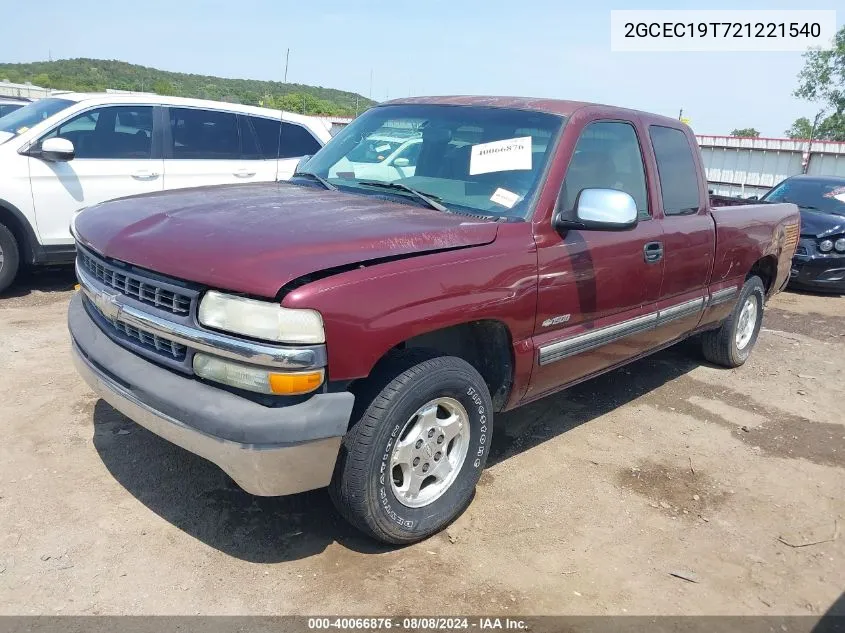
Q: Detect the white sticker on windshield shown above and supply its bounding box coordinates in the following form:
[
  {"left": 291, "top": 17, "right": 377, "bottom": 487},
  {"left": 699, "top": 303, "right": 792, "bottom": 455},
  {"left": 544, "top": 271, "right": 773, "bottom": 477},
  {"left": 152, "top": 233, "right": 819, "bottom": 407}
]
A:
[
  {"left": 375, "top": 144, "right": 392, "bottom": 152},
  {"left": 469, "top": 136, "right": 532, "bottom": 175},
  {"left": 490, "top": 188, "right": 520, "bottom": 209}
]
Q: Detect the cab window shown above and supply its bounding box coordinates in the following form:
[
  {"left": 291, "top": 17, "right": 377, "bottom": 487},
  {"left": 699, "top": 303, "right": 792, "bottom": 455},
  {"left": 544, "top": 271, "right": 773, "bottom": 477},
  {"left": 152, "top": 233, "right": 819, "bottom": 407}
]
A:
[{"left": 562, "top": 121, "right": 649, "bottom": 219}]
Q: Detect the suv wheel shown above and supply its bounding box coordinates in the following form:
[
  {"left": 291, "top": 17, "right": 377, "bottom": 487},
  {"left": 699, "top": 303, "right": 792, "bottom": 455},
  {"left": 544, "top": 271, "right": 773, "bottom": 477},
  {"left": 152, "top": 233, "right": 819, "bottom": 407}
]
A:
[
  {"left": 702, "top": 275, "right": 765, "bottom": 368},
  {"left": 0, "top": 223, "right": 21, "bottom": 295},
  {"left": 329, "top": 350, "right": 493, "bottom": 544}
]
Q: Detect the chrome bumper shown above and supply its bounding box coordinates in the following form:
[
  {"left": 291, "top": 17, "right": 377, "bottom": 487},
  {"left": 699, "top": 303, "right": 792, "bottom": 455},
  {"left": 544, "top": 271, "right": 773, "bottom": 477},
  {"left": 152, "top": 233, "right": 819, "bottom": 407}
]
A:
[{"left": 69, "top": 293, "right": 354, "bottom": 496}]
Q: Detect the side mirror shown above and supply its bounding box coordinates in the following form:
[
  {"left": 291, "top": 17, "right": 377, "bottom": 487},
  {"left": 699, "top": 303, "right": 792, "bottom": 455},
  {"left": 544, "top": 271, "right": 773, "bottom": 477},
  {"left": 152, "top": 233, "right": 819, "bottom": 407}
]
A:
[
  {"left": 40, "top": 137, "right": 75, "bottom": 162},
  {"left": 392, "top": 157, "right": 410, "bottom": 167},
  {"left": 746, "top": 195, "right": 758, "bottom": 200},
  {"left": 554, "top": 188, "right": 638, "bottom": 232}
]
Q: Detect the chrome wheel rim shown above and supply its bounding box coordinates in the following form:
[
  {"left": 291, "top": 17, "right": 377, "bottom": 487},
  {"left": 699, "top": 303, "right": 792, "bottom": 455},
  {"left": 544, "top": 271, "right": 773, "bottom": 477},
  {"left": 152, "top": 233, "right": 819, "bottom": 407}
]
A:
[
  {"left": 735, "top": 295, "right": 758, "bottom": 350},
  {"left": 390, "top": 397, "right": 470, "bottom": 508}
]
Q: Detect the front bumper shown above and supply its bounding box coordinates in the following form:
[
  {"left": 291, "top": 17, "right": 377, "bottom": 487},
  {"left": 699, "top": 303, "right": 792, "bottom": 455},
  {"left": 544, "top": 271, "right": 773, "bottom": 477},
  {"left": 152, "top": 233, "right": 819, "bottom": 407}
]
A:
[
  {"left": 69, "top": 293, "right": 355, "bottom": 496},
  {"left": 789, "top": 253, "right": 845, "bottom": 293}
]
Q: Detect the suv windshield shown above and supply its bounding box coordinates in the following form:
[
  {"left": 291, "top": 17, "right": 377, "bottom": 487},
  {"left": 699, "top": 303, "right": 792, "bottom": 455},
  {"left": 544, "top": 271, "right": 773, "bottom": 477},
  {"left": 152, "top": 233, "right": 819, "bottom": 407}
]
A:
[
  {"left": 762, "top": 178, "right": 845, "bottom": 217},
  {"left": 303, "top": 104, "right": 563, "bottom": 219},
  {"left": 0, "top": 98, "right": 75, "bottom": 136}
]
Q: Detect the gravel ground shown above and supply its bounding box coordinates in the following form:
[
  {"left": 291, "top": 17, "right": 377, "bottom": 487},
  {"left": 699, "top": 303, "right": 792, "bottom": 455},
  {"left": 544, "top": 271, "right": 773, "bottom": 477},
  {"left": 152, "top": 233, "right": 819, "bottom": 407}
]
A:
[{"left": 0, "top": 268, "right": 843, "bottom": 617}]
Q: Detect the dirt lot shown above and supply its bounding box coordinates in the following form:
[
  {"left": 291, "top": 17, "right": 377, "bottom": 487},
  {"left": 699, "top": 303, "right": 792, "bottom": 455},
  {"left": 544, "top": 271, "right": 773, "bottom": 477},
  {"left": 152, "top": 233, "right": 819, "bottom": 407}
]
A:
[{"left": 0, "top": 268, "right": 843, "bottom": 617}]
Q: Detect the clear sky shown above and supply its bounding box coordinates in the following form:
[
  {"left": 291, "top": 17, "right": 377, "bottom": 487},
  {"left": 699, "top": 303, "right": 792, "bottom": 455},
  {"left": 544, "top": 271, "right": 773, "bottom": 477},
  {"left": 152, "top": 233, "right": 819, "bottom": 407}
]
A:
[{"left": 1, "top": 0, "right": 841, "bottom": 136}]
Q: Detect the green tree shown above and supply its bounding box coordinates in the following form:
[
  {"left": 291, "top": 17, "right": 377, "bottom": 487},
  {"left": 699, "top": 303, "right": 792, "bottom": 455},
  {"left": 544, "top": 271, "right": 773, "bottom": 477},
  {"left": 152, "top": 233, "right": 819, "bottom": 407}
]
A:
[
  {"left": 730, "top": 128, "right": 760, "bottom": 138},
  {"left": 152, "top": 80, "right": 175, "bottom": 96},
  {"left": 32, "top": 73, "right": 51, "bottom": 88},
  {"left": 785, "top": 117, "right": 814, "bottom": 139},
  {"left": 0, "top": 58, "right": 372, "bottom": 116},
  {"left": 793, "top": 25, "right": 845, "bottom": 141}
]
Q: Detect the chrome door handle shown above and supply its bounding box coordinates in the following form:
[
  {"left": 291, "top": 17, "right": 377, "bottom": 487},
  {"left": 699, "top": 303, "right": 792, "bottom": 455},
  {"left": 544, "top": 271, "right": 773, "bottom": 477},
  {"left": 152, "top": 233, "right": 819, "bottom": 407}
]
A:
[
  {"left": 131, "top": 171, "right": 160, "bottom": 180},
  {"left": 643, "top": 241, "right": 664, "bottom": 263},
  {"left": 234, "top": 170, "right": 256, "bottom": 178}
]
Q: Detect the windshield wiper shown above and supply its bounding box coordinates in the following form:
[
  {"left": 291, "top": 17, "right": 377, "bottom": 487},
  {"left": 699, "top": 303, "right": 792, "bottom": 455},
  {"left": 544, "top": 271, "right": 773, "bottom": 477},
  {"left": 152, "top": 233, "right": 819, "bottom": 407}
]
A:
[
  {"left": 293, "top": 171, "right": 336, "bottom": 191},
  {"left": 356, "top": 181, "right": 449, "bottom": 213}
]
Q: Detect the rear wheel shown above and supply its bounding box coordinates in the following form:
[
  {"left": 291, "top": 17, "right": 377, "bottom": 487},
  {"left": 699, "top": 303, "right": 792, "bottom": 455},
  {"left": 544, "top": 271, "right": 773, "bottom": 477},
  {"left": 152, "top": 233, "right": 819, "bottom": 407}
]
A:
[
  {"left": 329, "top": 351, "right": 493, "bottom": 544},
  {"left": 0, "top": 223, "right": 21, "bottom": 295},
  {"left": 702, "top": 276, "right": 765, "bottom": 368}
]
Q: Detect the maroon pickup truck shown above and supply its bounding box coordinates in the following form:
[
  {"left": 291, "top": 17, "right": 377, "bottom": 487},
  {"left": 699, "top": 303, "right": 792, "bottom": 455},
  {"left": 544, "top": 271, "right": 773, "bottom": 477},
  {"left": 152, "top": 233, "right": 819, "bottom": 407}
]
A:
[{"left": 68, "top": 96, "right": 799, "bottom": 544}]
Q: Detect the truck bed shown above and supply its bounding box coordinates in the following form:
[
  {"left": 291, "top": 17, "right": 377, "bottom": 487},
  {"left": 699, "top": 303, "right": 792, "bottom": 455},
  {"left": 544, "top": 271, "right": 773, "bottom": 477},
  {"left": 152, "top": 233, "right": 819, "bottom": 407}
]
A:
[{"left": 709, "top": 201, "right": 800, "bottom": 294}]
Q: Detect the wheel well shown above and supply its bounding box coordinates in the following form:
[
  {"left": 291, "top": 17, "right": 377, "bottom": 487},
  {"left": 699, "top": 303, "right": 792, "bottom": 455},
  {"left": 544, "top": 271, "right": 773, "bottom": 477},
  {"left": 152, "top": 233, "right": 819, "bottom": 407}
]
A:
[
  {"left": 748, "top": 255, "right": 778, "bottom": 296},
  {"left": 0, "top": 204, "right": 32, "bottom": 265},
  {"left": 383, "top": 320, "right": 514, "bottom": 412}
]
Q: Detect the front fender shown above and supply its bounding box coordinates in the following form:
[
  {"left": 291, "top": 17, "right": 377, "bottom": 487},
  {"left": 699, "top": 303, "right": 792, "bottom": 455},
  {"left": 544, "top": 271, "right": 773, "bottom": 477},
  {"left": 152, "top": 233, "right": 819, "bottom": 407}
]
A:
[{"left": 282, "top": 222, "right": 539, "bottom": 386}]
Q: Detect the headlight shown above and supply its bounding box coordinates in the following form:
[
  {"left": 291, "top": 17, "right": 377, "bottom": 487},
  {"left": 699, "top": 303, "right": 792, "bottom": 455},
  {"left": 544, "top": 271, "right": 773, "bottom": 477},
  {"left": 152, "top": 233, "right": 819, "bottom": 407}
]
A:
[
  {"left": 193, "top": 353, "right": 324, "bottom": 395},
  {"left": 835, "top": 238, "right": 845, "bottom": 253},
  {"left": 198, "top": 291, "right": 324, "bottom": 344},
  {"left": 819, "top": 239, "right": 834, "bottom": 253}
]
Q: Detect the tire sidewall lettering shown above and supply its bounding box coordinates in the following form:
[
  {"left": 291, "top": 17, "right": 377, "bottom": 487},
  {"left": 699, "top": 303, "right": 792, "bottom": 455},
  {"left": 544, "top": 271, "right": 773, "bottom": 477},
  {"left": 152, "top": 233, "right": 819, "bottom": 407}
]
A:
[{"left": 375, "top": 385, "right": 491, "bottom": 530}]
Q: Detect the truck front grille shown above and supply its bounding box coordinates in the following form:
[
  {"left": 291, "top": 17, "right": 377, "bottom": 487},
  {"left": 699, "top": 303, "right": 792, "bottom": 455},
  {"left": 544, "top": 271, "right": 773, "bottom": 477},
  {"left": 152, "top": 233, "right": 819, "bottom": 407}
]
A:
[
  {"left": 112, "top": 320, "right": 187, "bottom": 360},
  {"left": 79, "top": 249, "right": 192, "bottom": 315}
]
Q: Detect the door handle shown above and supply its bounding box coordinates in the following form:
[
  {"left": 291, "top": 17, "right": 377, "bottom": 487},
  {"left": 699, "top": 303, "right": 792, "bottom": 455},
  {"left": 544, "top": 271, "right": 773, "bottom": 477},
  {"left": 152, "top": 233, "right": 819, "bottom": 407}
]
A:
[
  {"left": 234, "top": 170, "right": 256, "bottom": 178},
  {"left": 644, "top": 241, "right": 664, "bottom": 263},
  {"left": 131, "top": 170, "right": 160, "bottom": 180}
]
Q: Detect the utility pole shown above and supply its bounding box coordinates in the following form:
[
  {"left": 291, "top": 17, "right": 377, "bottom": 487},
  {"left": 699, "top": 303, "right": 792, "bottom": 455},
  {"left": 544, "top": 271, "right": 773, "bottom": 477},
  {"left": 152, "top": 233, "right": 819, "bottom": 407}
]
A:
[
  {"left": 678, "top": 108, "right": 683, "bottom": 120},
  {"left": 284, "top": 48, "right": 289, "bottom": 83},
  {"left": 803, "top": 110, "right": 825, "bottom": 174}
]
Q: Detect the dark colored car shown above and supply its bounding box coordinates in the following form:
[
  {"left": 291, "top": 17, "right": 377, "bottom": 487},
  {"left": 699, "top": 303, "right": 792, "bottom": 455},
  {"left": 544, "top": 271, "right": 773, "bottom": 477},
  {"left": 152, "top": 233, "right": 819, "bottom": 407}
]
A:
[
  {"left": 760, "top": 174, "right": 845, "bottom": 293},
  {"left": 68, "top": 96, "right": 799, "bottom": 544}
]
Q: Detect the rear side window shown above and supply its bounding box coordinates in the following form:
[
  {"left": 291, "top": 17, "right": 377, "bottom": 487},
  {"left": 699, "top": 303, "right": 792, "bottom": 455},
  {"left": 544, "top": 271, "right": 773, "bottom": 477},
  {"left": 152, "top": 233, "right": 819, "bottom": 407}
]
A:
[
  {"left": 42, "top": 105, "right": 153, "bottom": 159},
  {"left": 248, "top": 116, "right": 282, "bottom": 159},
  {"left": 649, "top": 125, "right": 701, "bottom": 215},
  {"left": 279, "top": 122, "right": 321, "bottom": 158},
  {"left": 169, "top": 108, "right": 240, "bottom": 159},
  {"left": 562, "top": 121, "right": 649, "bottom": 219}
]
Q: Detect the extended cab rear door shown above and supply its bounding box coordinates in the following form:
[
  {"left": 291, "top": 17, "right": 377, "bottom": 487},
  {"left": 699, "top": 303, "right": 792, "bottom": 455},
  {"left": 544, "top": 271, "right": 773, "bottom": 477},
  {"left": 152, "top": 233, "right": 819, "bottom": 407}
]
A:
[
  {"left": 645, "top": 124, "right": 715, "bottom": 345},
  {"left": 526, "top": 115, "right": 664, "bottom": 401}
]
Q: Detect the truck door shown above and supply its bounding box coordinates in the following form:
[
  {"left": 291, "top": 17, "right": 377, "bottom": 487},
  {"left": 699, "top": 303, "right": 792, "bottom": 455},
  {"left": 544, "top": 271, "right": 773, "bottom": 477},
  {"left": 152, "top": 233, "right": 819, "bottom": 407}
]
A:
[
  {"left": 646, "top": 124, "right": 714, "bottom": 345},
  {"left": 526, "top": 118, "right": 664, "bottom": 401}
]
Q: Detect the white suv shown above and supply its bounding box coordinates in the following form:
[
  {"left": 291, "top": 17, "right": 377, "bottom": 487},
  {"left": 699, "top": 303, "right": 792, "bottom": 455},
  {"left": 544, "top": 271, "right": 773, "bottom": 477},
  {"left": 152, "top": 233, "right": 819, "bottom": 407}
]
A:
[{"left": 0, "top": 93, "right": 332, "bottom": 292}]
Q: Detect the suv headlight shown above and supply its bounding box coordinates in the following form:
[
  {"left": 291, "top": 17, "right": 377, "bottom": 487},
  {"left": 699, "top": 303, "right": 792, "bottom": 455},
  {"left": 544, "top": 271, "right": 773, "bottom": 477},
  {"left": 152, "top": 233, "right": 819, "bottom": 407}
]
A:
[
  {"left": 835, "top": 238, "right": 845, "bottom": 253},
  {"left": 819, "top": 239, "right": 834, "bottom": 253},
  {"left": 198, "top": 291, "right": 324, "bottom": 344}
]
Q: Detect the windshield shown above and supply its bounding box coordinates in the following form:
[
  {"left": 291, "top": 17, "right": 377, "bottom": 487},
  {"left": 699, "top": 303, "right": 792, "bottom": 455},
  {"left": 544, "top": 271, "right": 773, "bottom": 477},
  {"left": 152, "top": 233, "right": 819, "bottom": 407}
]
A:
[
  {"left": 303, "top": 104, "right": 563, "bottom": 219},
  {"left": 346, "top": 138, "right": 403, "bottom": 163},
  {"left": 0, "top": 98, "right": 74, "bottom": 136},
  {"left": 762, "top": 178, "right": 845, "bottom": 217}
]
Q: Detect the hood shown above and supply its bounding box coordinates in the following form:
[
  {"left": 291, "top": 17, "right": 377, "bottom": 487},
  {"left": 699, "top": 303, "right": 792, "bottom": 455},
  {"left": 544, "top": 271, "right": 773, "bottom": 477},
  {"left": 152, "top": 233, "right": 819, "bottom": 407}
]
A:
[
  {"left": 799, "top": 208, "right": 845, "bottom": 239},
  {"left": 73, "top": 182, "right": 499, "bottom": 298}
]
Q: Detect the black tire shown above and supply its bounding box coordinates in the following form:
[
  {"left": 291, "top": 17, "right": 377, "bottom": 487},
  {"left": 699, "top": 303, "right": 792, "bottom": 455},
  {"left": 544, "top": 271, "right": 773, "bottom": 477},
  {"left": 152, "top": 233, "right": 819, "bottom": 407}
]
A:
[
  {"left": 702, "top": 276, "right": 765, "bottom": 368},
  {"left": 329, "top": 350, "right": 494, "bottom": 544},
  {"left": 0, "top": 223, "right": 21, "bottom": 295}
]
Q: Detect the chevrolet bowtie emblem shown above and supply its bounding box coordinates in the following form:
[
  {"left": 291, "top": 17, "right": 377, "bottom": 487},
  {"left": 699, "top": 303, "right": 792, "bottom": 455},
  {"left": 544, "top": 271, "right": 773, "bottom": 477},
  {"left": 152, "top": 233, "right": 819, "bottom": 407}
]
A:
[{"left": 93, "top": 289, "right": 122, "bottom": 322}]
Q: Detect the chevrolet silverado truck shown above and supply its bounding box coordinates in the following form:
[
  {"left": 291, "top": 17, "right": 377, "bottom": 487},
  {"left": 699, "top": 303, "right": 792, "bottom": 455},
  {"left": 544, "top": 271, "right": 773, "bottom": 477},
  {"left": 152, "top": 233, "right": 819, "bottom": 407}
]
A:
[{"left": 68, "top": 96, "right": 800, "bottom": 544}]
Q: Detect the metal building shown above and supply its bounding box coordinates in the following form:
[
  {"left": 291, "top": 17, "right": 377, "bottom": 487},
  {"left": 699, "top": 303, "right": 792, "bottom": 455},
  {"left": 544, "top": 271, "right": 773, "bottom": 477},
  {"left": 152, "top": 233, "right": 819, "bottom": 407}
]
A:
[{"left": 696, "top": 135, "right": 845, "bottom": 198}]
